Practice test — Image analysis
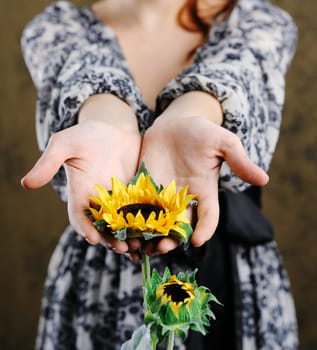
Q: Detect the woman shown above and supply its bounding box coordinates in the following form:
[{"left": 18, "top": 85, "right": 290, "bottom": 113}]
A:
[{"left": 21, "top": 0, "right": 298, "bottom": 349}]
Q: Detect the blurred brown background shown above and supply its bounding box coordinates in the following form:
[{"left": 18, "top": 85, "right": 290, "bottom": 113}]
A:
[{"left": 1, "top": 1, "right": 316, "bottom": 349}]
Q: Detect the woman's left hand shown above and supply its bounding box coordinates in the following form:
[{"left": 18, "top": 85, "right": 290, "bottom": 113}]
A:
[{"left": 137, "top": 115, "right": 268, "bottom": 257}]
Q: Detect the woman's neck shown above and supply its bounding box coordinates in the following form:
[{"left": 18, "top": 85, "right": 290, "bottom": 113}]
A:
[{"left": 92, "top": 0, "right": 186, "bottom": 29}]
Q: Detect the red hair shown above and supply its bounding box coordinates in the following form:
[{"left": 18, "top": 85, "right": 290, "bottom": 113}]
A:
[{"left": 178, "top": 0, "right": 237, "bottom": 36}]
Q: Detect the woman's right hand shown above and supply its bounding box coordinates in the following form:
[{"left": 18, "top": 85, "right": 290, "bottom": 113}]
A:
[{"left": 21, "top": 95, "right": 142, "bottom": 252}]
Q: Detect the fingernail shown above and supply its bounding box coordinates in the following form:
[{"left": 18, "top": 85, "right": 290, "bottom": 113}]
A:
[
  {"left": 128, "top": 253, "right": 141, "bottom": 263},
  {"left": 85, "top": 237, "right": 98, "bottom": 245},
  {"left": 21, "top": 177, "right": 28, "bottom": 189},
  {"left": 105, "top": 243, "right": 113, "bottom": 250}
]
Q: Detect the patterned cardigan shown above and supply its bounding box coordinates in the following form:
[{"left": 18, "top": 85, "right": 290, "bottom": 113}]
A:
[
  {"left": 22, "top": 2, "right": 298, "bottom": 350},
  {"left": 22, "top": 0, "right": 297, "bottom": 198}
]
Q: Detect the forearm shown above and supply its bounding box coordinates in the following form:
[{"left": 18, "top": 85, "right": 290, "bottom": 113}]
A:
[
  {"left": 158, "top": 91, "right": 223, "bottom": 125},
  {"left": 78, "top": 94, "right": 139, "bottom": 133}
]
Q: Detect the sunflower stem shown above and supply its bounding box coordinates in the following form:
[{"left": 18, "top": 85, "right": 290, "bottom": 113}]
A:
[
  {"left": 166, "top": 331, "right": 175, "bottom": 350},
  {"left": 141, "top": 250, "right": 151, "bottom": 291}
]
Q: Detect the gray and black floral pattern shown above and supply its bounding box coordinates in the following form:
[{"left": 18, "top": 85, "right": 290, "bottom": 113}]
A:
[{"left": 22, "top": 1, "right": 298, "bottom": 349}]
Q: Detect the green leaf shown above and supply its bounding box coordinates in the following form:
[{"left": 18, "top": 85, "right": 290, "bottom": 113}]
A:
[
  {"left": 208, "top": 292, "right": 222, "bottom": 306},
  {"left": 151, "top": 269, "right": 163, "bottom": 286},
  {"left": 175, "top": 328, "right": 188, "bottom": 342},
  {"left": 144, "top": 312, "right": 156, "bottom": 325},
  {"left": 114, "top": 228, "right": 127, "bottom": 241},
  {"left": 187, "top": 269, "right": 198, "bottom": 284},
  {"left": 93, "top": 220, "right": 107, "bottom": 233},
  {"left": 170, "top": 223, "right": 193, "bottom": 243},
  {"left": 189, "top": 199, "right": 198, "bottom": 206},
  {"left": 150, "top": 323, "right": 164, "bottom": 349},
  {"left": 189, "top": 320, "right": 207, "bottom": 335},
  {"left": 121, "top": 325, "right": 152, "bottom": 350},
  {"left": 148, "top": 298, "right": 162, "bottom": 315},
  {"left": 178, "top": 304, "right": 190, "bottom": 323},
  {"left": 130, "top": 162, "right": 149, "bottom": 184},
  {"left": 161, "top": 303, "right": 178, "bottom": 325},
  {"left": 142, "top": 231, "right": 157, "bottom": 240},
  {"left": 189, "top": 298, "right": 201, "bottom": 318},
  {"left": 182, "top": 222, "right": 194, "bottom": 237},
  {"left": 162, "top": 267, "right": 171, "bottom": 281},
  {"left": 130, "top": 161, "right": 161, "bottom": 193},
  {"left": 204, "top": 308, "right": 216, "bottom": 321},
  {"left": 176, "top": 271, "right": 187, "bottom": 282},
  {"left": 126, "top": 229, "right": 143, "bottom": 238}
]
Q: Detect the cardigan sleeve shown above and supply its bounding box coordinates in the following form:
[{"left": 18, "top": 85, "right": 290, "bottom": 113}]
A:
[
  {"left": 21, "top": 1, "right": 141, "bottom": 153},
  {"left": 21, "top": 1, "right": 146, "bottom": 201},
  {"left": 157, "top": 0, "right": 297, "bottom": 192},
  {"left": 21, "top": 1, "right": 82, "bottom": 90}
]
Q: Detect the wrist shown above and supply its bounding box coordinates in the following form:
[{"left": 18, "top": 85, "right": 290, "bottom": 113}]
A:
[
  {"left": 159, "top": 91, "right": 223, "bottom": 125},
  {"left": 78, "top": 94, "right": 139, "bottom": 134}
]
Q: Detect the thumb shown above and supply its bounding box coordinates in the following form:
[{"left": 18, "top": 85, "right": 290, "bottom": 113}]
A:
[
  {"left": 21, "top": 134, "right": 70, "bottom": 190},
  {"left": 222, "top": 133, "right": 269, "bottom": 186}
]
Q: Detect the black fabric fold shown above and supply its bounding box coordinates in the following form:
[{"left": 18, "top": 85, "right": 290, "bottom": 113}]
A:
[
  {"left": 219, "top": 186, "right": 274, "bottom": 246},
  {"left": 169, "top": 186, "right": 274, "bottom": 349}
]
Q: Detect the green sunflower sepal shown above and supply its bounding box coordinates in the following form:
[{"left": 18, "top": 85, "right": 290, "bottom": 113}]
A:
[{"left": 143, "top": 267, "right": 222, "bottom": 348}]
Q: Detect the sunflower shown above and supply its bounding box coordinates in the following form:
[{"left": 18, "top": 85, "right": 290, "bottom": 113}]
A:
[
  {"left": 144, "top": 267, "right": 221, "bottom": 344},
  {"left": 88, "top": 164, "right": 196, "bottom": 243},
  {"left": 156, "top": 274, "right": 195, "bottom": 317}
]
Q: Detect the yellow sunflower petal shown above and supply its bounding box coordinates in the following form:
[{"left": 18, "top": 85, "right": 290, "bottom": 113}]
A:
[
  {"left": 176, "top": 211, "right": 190, "bottom": 224},
  {"left": 89, "top": 170, "right": 195, "bottom": 240},
  {"left": 160, "top": 180, "right": 177, "bottom": 204},
  {"left": 111, "top": 176, "right": 128, "bottom": 195},
  {"left": 94, "top": 184, "right": 112, "bottom": 205},
  {"left": 89, "top": 207, "right": 103, "bottom": 221}
]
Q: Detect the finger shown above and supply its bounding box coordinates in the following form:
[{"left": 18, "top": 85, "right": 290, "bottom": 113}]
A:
[
  {"left": 125, "top": 251, "right": 142, "bottom": 263},
  {"left": 143, "top": 239, "right": 157, "bottom": 256},
  {"left": 191, "top": 186, "right": 219, "bottom": 247},
  {"left": 156, "top": 237, "right": 181, "bottom": 254},
  {"left": 21, "top": 134, "right": 71, "bottom": 190},
  {"left": 127, "top": 238, "right": 143, "bottom": 252},
  {"left": 69, "top": 193, "right": 129, "bottom": 253},
  {"left": 222, "top": 133, "right": 269, "bottom": 186},
  {"left": 144, "top": 237, "right": 180, "bottom": 256},
  {"left": 83, "top": 223, "right": 130, "bottom": 254},
  {"left": 102, "top": 234, "right": 129, "bottom": 253},
  {"left": 75, "top": 217, "right": 102, "bottom": 245},
  {"left": 68, "top": 204, "right": 102, "bottom": 244}
]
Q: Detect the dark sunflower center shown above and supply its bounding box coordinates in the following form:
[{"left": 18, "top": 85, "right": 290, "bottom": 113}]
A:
[
  {"left": 118, "top": 203, "right": 165, "bottom": 220},
  {"left": 163, "top": 283, "right": 190, "bottom": 303}
]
